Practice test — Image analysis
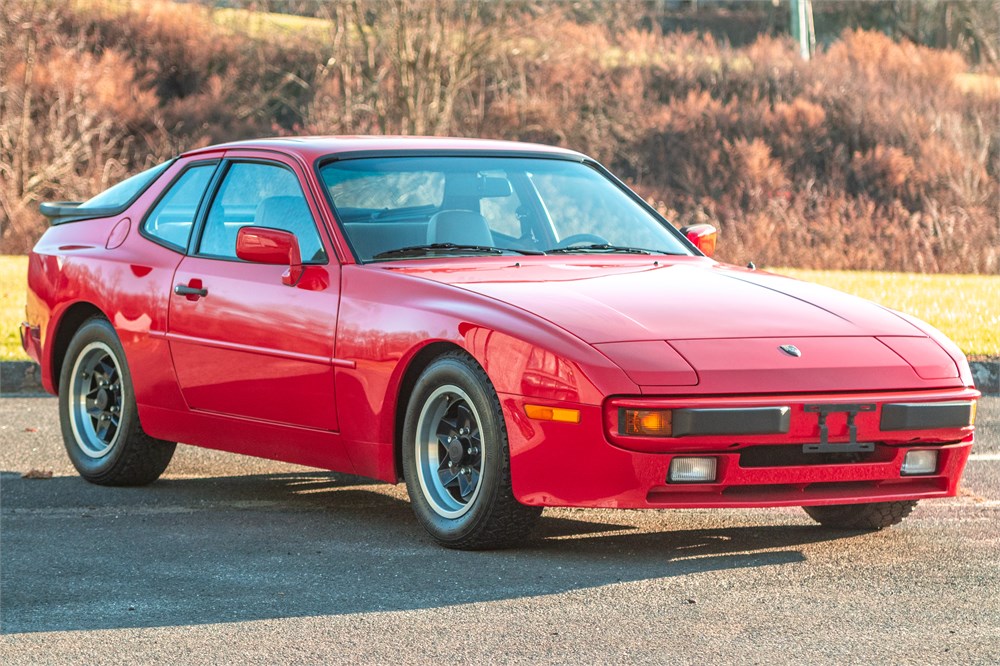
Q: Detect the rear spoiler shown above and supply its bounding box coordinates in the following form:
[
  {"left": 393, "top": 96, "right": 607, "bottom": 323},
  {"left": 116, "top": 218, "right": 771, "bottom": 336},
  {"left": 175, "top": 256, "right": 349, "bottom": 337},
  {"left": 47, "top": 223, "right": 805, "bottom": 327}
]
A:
[{"left": 39, "top": 201, "right": 122, "bottom": 225}]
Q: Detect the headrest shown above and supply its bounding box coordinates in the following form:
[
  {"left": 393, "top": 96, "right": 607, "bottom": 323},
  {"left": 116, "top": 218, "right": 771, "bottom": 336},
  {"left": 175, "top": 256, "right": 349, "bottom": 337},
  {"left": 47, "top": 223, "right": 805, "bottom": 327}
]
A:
[{"left": 426, "top": 210, "right": 493, "bottom": 246}]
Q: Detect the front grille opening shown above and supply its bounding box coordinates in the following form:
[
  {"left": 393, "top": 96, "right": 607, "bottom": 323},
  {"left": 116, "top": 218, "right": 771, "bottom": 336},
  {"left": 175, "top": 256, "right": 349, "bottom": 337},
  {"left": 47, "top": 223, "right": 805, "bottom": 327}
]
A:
[{"left": 738, "top": 444, "right": 894, "bottom": 468}]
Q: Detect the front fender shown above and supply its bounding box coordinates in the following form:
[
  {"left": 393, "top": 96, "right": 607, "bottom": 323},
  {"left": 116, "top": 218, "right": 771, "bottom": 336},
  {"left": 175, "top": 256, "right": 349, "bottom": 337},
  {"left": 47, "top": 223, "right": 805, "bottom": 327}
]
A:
[
  {"left": 883, "top": 307, "right": 975, "bottom": 389},
  {"left": 333, "top": 266, "right": 637, "bottom": 481}
]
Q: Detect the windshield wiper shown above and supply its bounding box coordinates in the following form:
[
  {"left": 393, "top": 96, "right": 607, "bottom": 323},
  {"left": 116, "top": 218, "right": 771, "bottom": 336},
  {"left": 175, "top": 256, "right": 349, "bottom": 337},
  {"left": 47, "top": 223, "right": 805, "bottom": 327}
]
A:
[
  {"left": 373, "top": 243, "right": 544, "bottom": 260},
  {"left": 548, "top": 243, "right": 653, "bottom": 255}
]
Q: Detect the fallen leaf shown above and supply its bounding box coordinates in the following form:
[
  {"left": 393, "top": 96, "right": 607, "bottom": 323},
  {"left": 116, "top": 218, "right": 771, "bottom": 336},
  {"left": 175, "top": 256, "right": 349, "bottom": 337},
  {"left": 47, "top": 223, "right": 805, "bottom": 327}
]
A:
[
  {"left": 22, "top": 469, "right": 53, "bottom": 479},
  {"left": 24, "top": 427, "right": 38, "bottom": 433}
]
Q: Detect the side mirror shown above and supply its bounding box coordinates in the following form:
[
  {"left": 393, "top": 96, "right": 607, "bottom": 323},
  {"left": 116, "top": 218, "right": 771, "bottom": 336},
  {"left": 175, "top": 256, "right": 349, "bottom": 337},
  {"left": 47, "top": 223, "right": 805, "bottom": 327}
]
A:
[
  {"left": 680, "top": 224, "right": 717, "bottom": 258},
  {"left": 236, "top": 226, "right": 303, "bottom": 286}
]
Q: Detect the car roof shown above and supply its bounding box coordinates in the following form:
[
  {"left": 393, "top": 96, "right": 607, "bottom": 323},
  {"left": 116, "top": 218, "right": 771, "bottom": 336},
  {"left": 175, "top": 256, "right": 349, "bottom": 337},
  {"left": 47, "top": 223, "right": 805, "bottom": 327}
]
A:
[{"left": 182, "top": 136, "right": 586, "bottom": 162}]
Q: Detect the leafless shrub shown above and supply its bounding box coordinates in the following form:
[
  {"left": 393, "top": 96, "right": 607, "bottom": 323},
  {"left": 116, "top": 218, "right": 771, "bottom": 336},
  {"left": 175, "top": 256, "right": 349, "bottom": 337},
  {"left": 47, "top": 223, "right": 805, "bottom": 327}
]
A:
[{"left": 1, "top": 2, "right": 996, "bottom": 272}]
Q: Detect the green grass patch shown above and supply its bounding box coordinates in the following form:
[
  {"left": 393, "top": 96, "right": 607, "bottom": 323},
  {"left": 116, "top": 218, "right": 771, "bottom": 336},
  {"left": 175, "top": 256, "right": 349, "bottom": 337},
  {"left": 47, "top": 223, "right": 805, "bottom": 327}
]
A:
[
  {"left": 74, "top": 0, "right": 332, "bottom": 43},
  {"left": 1, "top": 257, "right": 996, "bottom": 361},
  {"left": 1, "top": 256, "right": 29, "bottom": 361},
  {"left": 775, "top": 268, "right": 1000, "bottom": 359},
  {"left": 211, "top": 7, "right": 331, "bottom": 40}
]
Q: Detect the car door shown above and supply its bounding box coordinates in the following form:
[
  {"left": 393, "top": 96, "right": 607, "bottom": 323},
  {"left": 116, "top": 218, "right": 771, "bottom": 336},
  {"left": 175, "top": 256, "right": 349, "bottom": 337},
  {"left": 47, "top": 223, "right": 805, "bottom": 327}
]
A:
[{"left": 166, "top": 153, "right": 342, "bottom": 431}]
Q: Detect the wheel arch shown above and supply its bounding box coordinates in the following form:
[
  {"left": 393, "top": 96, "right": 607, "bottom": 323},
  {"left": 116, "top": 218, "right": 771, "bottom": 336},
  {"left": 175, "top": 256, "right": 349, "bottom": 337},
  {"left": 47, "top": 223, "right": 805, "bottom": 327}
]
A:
[
  {"left": 392, "top": 340, "right": 470, "bottom": 482},
  {"left": 49, "top": 301, "right": 109, "bottom": 394}
]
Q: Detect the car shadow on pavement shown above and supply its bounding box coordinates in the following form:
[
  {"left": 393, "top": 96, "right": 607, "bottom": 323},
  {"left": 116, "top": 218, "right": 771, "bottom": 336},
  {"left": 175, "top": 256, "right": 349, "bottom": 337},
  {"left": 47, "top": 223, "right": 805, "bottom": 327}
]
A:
[{"left": 2, "top": 470, "right": 859, "bottom": 634}]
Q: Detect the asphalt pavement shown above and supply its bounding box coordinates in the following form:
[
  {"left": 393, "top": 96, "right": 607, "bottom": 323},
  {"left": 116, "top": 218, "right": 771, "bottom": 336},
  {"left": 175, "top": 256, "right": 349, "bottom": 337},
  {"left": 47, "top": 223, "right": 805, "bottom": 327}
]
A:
[{"left": 1, "top": 396, "right": 998, "bottom": 664}]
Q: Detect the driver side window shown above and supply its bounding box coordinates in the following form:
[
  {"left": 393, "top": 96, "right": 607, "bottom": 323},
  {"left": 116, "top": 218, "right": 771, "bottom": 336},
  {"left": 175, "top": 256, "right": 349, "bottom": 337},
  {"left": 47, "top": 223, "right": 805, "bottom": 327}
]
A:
[{"left": 198, "top": 162, "right": 328, "bottom": 263}]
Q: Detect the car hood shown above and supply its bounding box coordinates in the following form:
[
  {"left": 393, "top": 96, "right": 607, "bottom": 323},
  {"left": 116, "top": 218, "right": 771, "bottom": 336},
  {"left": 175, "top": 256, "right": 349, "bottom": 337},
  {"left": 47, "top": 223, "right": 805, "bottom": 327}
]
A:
[
  {"left": 386, "top": 258, "right": 962, "bottom": 392},
  {"left": 389, "top": 258, "right": 919, "bottom": 342}
]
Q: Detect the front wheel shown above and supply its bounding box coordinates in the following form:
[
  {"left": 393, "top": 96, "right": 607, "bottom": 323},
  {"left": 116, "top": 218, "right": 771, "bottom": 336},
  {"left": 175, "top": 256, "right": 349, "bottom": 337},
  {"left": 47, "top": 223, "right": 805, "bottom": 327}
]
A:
[
  {"left": 803, "top": 500, "right": 917, "bottom": 530},
  {"left": 59, "top": 317, "right": 176, "bottom": 485},
  {"left": 402, "top": 351, "right": 541, "bottom": 549}
]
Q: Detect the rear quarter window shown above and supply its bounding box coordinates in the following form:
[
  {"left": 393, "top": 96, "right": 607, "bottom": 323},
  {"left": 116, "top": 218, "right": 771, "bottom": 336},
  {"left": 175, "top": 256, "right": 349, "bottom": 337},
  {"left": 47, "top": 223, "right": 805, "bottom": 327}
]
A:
[
  {"left": 80, "top": 161, "right": 172, "bottom": 211},
  {"left": 141, "top": 163, "right": 217, "bottom": 251}
]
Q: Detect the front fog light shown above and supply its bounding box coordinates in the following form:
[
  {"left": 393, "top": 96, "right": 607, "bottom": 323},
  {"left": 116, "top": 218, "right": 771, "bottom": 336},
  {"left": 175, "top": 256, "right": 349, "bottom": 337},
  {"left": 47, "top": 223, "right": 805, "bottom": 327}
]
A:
[
  {"left": 669, "top": 457, "right": 717, "bottom": 483},
  {"left": 901, "top": 450, "right": 938, "bottom": 476}
]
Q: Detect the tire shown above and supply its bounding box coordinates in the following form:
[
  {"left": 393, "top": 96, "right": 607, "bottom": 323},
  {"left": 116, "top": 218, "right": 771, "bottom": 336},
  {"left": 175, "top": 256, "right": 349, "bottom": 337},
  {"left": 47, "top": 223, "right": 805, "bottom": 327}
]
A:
[
  {"left": 402, "top": 351, "right": 541, "bottom": 549},
  {"left": 58, "top": 316, "right": 176, "bottom": 485},
  {"left": 803, "top": 500, "right": 917, "bottom": 530}
]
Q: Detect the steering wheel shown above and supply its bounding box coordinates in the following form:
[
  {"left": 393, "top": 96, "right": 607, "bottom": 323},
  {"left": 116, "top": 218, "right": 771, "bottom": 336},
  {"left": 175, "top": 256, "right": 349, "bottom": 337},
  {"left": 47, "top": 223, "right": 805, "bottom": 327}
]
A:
[{"left": 552, "top": 233, "right": 610, "bottom": 249}]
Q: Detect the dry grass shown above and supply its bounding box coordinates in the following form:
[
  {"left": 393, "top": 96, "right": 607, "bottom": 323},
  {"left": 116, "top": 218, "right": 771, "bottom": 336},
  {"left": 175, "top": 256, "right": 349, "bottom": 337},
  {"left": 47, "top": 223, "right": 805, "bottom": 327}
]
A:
[
  {"left": 1, "top": 256, "right": 29, "bottom": 361},
  {"left": 776, "top": 268, "right": 1000, "bottom": 359},
  {"left": 955, "top": 72, "right": 1000, "bottom": 95},
  {"left": 212, "top": 6, "right": 331, "bottom": 40}
]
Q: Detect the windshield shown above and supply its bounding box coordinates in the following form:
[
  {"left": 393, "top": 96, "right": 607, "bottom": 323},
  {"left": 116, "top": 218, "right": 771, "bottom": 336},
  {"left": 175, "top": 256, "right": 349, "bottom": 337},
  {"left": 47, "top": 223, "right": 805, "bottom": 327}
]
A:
[
  {"left": 79, "top": 161, "right": 172, "bottom": 210},
  {"left": 319, "top": 156, "right": 690, "bottom": 261}
]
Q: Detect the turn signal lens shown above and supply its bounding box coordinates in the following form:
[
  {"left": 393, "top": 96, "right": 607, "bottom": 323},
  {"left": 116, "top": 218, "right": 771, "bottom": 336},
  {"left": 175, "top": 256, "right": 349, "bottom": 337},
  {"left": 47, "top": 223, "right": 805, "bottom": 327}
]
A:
[
  {"left": 970, "top": 400, "right": 977, "bottom": 426},
  {"left": 621, "top": 408, "right": 673, "bottom": 437},
  {"left": 524, "top": 404, "right": 581, "bottom": 423}
]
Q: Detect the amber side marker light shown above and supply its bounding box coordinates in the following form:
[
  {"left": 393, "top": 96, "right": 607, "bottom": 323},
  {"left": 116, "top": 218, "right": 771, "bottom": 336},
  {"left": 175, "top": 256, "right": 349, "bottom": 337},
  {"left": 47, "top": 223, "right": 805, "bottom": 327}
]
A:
[
  {"left": 970, "top": 400, "right": 977, "bottom": 426},
  {"left": 621, "top": 408, "right": 673, "bottom": 437},
  {"left": 524, "top": 404, "right": 581, "bottom": 423}
]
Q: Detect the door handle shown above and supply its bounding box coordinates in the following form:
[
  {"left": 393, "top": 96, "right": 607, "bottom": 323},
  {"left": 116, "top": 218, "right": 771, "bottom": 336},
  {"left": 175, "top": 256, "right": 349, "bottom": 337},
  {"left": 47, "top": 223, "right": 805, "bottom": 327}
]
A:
[{"left": 174, "top": 284, "right": 208, "bottom": 298}]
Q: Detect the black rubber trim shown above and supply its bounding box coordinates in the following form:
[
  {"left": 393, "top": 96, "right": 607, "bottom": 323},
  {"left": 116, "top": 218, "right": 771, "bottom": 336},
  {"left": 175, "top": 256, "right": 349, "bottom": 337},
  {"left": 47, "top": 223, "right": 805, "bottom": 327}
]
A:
[
  {"left": 317, "top": 149, "right": 588, "bottom": 164},
  {"left": 40, "top": 202, "right": 116, "bottom": 222},
  {"left": 672, "top": 406, "right": 791, "bottom": 437},
  {"left": 880, "top": 402, "right": 974, "bottom": 431}
]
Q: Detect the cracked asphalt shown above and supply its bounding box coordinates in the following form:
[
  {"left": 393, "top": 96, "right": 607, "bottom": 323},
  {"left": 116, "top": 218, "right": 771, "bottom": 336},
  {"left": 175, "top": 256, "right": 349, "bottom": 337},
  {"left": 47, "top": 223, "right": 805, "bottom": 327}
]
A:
[{"left": 1, "top": 396, "right": 998, "bottom": 664}]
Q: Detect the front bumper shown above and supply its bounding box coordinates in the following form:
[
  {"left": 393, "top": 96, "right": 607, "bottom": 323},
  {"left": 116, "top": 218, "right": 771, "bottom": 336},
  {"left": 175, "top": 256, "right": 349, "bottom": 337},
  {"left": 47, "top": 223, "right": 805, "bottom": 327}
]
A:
[
  {"left": 641, "top": 441, "right": 969, "bottom": 507},
  {"left": 502, "top": 388, "right": 977, "bottom": 509}
]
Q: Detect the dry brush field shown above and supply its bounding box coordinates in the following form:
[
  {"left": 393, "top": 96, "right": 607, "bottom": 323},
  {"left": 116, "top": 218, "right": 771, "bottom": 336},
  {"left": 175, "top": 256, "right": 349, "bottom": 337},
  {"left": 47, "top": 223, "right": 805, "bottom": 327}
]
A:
[{"left": 1, "top": 0, "right": 998, "bottom": 272}]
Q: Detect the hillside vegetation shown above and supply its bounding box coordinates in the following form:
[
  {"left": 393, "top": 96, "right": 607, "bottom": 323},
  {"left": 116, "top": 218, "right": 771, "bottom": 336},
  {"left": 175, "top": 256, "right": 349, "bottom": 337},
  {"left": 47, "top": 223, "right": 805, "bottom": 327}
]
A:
[{"left": 1, "top": 0, "right": 998, "bottom": 273}]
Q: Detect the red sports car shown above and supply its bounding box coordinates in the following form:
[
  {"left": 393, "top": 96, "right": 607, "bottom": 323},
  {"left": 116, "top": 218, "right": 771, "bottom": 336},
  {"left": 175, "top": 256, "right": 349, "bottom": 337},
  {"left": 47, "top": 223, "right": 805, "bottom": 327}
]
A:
[{"left": 22, "top": 137, "right": 978, "bottom": 549}]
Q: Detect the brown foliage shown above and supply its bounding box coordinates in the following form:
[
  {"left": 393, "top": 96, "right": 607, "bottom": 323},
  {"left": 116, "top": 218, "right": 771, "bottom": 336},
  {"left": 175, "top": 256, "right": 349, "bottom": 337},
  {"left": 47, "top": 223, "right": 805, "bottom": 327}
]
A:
[
  {"left": 1, "top": 1, "right": 997, "bottom": 272},
  {"left": 629, "top": 29, "right": 999, "bottom": 272}
]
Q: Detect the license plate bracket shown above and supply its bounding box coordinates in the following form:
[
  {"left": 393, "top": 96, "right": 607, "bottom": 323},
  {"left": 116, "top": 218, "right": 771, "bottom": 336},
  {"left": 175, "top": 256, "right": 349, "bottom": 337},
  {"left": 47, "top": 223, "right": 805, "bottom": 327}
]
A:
[
  {"left": 802, "top": 441, "right": 875, "bottom": 454},
  {"left": 803, "top": 403, "right": 877, "bottom": 453}
]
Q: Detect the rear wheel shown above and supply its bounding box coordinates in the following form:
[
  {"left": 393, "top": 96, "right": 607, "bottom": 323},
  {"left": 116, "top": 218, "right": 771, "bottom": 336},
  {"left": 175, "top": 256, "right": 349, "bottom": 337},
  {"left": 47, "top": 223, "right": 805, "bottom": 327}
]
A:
[
  {"left": 803, "top": 500, "right": 917, "bottom": 530},
  {"left": 59, "top": 317, "right": 176, "bottom": 485},
  {"left": 402, "top": 351, "right": 541, "bottom": 549}
]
